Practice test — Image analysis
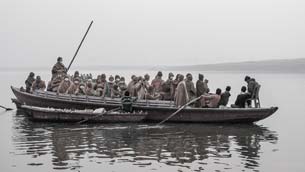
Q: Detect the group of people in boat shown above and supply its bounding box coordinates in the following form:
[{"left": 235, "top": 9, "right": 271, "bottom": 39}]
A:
[{"left": 23, "top": 57, "right": 260, "bottom": 109}]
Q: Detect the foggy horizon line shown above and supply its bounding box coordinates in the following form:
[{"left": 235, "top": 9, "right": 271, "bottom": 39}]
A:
[{"left": 1, "top": 57, "right": 305, "bottom": 70}]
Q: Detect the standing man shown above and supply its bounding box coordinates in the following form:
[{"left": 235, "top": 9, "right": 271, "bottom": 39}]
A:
[
  {"left": 25, "top": 72, "right": 35, "bottom": 93},
  {"left": 185, "top": 73, "right": 196, "bottom": 100},
  {"left": 161, "top": 72, "right": 174, "bottom": 100},
  {"left": 174, "top": 75, "right": 188, "bottom": 107},
  {"left": 52, "top": 57, "right": 67, "bottom": 80},
  {"left": 196, "top": 74, "right": 205, "bottom": 97},
  {"left": 151, "top": 71, "right": 164, "bottom": 94}
]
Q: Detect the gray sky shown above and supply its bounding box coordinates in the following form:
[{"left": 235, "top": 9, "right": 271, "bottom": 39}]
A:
[{"left": 1, "top": 0, "right": 305, "bottom": 68}]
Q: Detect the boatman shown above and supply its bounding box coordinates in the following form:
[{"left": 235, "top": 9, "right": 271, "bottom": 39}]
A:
[
  {"left": 121, "top": 91, "right": 136, "bottom": 112},
  {"left": 52, "top": 57, "right": 67, "bottom": 80}
]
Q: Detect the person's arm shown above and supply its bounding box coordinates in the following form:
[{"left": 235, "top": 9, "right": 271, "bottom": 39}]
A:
[{"left": 41, "top": 81, "right": 46, "bottom": 91}]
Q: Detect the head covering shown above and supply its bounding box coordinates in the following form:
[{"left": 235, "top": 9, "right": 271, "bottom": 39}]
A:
[
  {"left": 57, "top": 57, "right": 63, "bottom": 62},
  {"left": 157, "top": 71, "right": 163, "bottom": 77}
]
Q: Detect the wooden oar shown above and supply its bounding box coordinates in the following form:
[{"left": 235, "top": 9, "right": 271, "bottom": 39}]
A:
[
  {"left": 77, "top": 107, "right": 120, "bottom": 124},
  {"left": 156, "top": 96, "right": 202, "bottom": 125},
  {"left": 0, "top": 105, "right": 13, "bottom": 111}
]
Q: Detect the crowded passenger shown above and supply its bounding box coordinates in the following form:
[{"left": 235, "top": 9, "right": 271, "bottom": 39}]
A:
[
  {"left": 85, "top": 79, "right": 95, "bottom": 96},
  {"left": 127, "top": 75, "right": 137, "bottom": 97},
  {"left": 218, "top": 86, "right": 231, "bottom": 107},
  {"left": 171, "top": 74, "right": 181, "bottom": 100},
  {"left": 185, "top": 73, "right": 196, "bottom": 100},
  {"left": 25, "top": 72, "right": 35, "bottom": 93},
  {"left": 231, "top": 86, "right": 251, "bottom": 108},
  {"left": 111, "top": 85, "right": 121, "bottom": 98},
  {"left": 244, "top": 76, "right": 259, "bottom": 97},
  {"left": 199, "top": 88, "right": 222, "bottom": 108},
  {"left": 73, "top": 71, "right": 81, "bottom": 82},
  {"left": 114, "top": 75, "right": 120, "bottom": 85},
  {"left": 151, "top": 71, "right": 164, "bottom": 93},
  {"left": 67, "top": 79, "right": 80, "bottom": 94},
  {"left": 145, "top": 86, "right": 161, "bottom": 100},
  {"left": 51, "top": 57, "right": 67, "bottom": 79},
  {"left": 161, "top": 72, "right": 174, "bottom": 100},
  {"left": 49, "top": 74, "right": 63, "bottom": 92},
  {"left": 57, "top": 76, "right": 73, "bottom": 94},
  {"left": 174, "top": 74, "right": 187, "bottom": 107},
  {"left": 31, "top": 76, "right": 46, "bottom": 92},
  {"left": 118, "top": 77, "right": 127, "bottom": 95}
]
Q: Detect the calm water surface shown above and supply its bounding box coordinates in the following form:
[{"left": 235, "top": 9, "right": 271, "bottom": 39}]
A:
[{"left": 0, "top": 70, "right": 304, "bottom": 172}]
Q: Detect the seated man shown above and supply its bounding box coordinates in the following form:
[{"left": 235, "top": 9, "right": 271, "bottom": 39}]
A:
[
  {"left": 121, "top": 91, "right": 135, "bottom": 112},
  {"left": 231, "top": 86, "right": 251, "bottom": 108},
  {"left": 199, "top": 88, "right": 222, "bottom": 108},
  {"left": 111, "top": 85, "right": 121, "bottom": 98},
  {"left": 218, "top": 86, "right": 231, "bottom": 107},
  {"left": 57, "top": 76, "right": 72, "bottom": 94},
  {"left": 145, "top": 86, "right": 161, "bottom": 100},
  {"left": 31, "top": 76, "right": 46, "bottom": 92}
]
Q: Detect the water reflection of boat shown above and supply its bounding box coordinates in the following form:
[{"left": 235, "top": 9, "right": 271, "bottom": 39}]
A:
[
  {"left": 12, "top": 111, "right": 278, "bottom": 171},
  {"left": 12, "top": 86, "right": 278, "bottom": 123}
]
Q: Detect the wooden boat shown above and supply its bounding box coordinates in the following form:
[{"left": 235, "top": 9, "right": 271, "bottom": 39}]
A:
[
  {"left": 20, "top": 105, "right": 147, "bottom": 123},
  {"left": 11, "top": 86, "right": 278, "bottom": 123}
]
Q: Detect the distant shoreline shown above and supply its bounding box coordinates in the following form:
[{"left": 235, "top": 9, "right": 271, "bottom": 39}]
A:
[{"left": 1, "top": 58, "right": 305, "bottom": 73}]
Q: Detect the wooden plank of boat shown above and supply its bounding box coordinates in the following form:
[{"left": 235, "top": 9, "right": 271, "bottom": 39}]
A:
[
  {"left": 21, "top": 105, "right": 148, "bottom": 123},
  {"left": 11, "top": 86, "right": 278, "bottom": 123},
  {"left": 33, "top": 89, "right": 174, "bottom": 107}
]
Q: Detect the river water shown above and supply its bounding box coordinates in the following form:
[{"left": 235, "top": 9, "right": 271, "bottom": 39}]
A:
[{"left": 0, "top": 70, "right": 304, "bottom": 172}]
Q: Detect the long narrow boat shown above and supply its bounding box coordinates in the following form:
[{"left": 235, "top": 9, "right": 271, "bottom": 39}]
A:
[
  {"left": 20, "top": 105, "right": 147, "bottom": 123},
  {"left": 11, "top": 86, "right": 278, "bottom": 123}
]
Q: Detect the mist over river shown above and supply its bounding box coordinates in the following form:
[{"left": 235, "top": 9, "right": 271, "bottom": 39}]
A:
[{"left": 0, "top": 70, "right": 304, "bottom": 172}]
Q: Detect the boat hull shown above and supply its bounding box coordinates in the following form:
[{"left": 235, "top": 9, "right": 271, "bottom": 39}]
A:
[{"left": 11, "top": 86, "right": 278, "bottom": 123}]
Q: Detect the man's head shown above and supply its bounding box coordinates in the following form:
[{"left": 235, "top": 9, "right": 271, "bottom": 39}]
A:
[
  {"left": 241, "top": 86, "right": 247, "bottom": 92},
  {"left": 198, "top": 74, "right": 204, "bottom": 81},
  {"left": 36, "top": 76, "right": 41, "bottom": 82},
  {"left": 226, "top": 86, "right": 231, "bottom": 92},
  {"left": 101, "top": 74, "right": 106, "bottom": 81},
  {"left": 120, "top": 77, "right": 125, "bottom": 82},
  {"left": 178, "top": 74, "right": 184, "bottom": 81},
  {"left": 57, "top": 57, "right": 63, "bottom": 63},
  {"left": 216, "top": 88, "right": 222, "bottom": 95},
  {"left": 157, "top": 71, "right": 163, "bottom": 77},
  {"left": 113, "top": 85, "right": 119, "bottom": 90},
  {"left": 168, "top": 72, "right": 174, "bottom": 80},
  {"left": 74, "top": 71, "right": 79, "bottom": 77},
  {"left": 244, "top": 76, "right": 251, "bottom": 82},
  {"left": 125, "top": 91, "right": 130, "bottom": 97},
  {"left": 132, "top": 75, "right": 137, "bottom": 81},
  {"left": 144, "top": 74, "right": 150, "bottom": 81},
  {"left": 64, "top": 76, "right": 69, "bottom": 82},
  {"left": 109, "top": 75, "right": 114, "bottom": 82},
  {"left": 29, "top": 72, "right": 35, "bottom": 78},
  {"left": 115, "top": 75, "right": 120, "bottom": 81},
  {"left": 186, "top": 73, "right": 193, "bottom": 81}
]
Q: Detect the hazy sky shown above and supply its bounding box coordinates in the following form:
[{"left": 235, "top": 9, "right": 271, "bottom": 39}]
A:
[{"left": 1, "top": 0, "right": 305, "bottom": 68}]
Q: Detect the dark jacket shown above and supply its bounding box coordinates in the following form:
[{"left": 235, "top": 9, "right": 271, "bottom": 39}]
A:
[
  {"left": 218, "top": 91, "right": 231, "bottom": 106},
  {"left": 234, "top": 93, "right": 251, "bottom": 108}
]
